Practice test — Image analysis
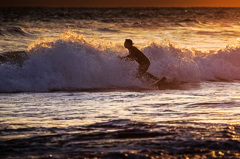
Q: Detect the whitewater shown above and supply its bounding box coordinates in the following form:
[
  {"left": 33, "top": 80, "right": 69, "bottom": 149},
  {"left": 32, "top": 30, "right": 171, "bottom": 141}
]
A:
[
  {"left": 0, "top": 7, "right": 240, "bottom": 158},
  {"left": 1, "top": 31, "right": 240, "bottom": 92}
]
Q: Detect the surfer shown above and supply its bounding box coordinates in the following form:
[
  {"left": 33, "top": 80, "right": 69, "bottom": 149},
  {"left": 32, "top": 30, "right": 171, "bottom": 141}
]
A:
[{"left": 121, "top": 39, "right": 166, "bottom": 84}]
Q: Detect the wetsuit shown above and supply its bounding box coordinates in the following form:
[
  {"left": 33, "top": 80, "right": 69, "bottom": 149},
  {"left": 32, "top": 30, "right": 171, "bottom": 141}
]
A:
[{"left": 126, "top": 46, "right": 158, "bottom": 80}]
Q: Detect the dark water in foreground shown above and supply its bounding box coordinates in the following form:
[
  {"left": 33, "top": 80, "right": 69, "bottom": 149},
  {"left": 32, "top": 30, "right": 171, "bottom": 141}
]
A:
[{"left": 1, "top": 82, "right": 240, "bottom": 158}]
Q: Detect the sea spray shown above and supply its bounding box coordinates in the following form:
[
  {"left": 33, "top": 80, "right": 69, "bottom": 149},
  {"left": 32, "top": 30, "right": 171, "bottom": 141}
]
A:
[
  {"left": 143, "top": 41, "right": 240, "bottom": 81},
  {"left": 0, "top": 33, "right": 139, "bottom": 92},
  {"left": 1, "top": 32, "right": 240, "bottom": 92},
  {"left": 143, "top": 42, "right": 200, "bottom": 82}
]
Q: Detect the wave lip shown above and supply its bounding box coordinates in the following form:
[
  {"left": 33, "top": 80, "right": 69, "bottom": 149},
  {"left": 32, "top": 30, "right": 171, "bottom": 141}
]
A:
[{"left": 3, "top": 27, "right": 33, "bottom": 37}]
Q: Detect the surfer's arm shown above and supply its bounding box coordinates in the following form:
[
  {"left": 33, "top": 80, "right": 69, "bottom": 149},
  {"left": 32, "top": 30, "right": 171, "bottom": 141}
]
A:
[
  {"left": 119, "top": 54, "right": 134, "bottom": 61},
  {"left": 119, "top": 47, "right": 135, "bottom": 61}
]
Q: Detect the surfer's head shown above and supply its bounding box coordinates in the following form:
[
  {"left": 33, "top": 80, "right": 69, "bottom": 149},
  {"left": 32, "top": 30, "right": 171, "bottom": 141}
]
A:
[{"left": 124, "top": 39, "right": 133, "bottom": 48}]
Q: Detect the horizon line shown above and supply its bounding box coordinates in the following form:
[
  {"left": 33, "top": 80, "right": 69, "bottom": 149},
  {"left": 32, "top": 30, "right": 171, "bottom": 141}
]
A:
[{"left": 1, "top": 6, "right": 240, "bottom": 8}]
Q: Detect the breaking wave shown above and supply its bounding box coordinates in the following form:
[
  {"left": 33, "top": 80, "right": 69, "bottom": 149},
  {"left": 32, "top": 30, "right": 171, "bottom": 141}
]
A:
[{"left": 1, "top": 32, "right": 240, "bottom": 92}]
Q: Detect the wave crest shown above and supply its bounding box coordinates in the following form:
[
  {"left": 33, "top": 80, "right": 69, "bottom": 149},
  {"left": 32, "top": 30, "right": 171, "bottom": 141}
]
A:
[
  {"left": 0, "top": 32, "right": 137, "bottom": 92},
  {"left": 1, "top": 32, "right": 240, "bottom": 92},
  {"left": 143, "top": 42, "right": 240, "bottom": 81}
]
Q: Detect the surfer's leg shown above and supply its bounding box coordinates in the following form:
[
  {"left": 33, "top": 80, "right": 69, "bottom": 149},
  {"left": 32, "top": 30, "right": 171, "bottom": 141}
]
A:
[
  {"left": 137, "top": 64, "right": 159, "bottom": 81},
  {"left": 137, "top": 64, "right": 149, "bottom": 79},
  {"left": 145, "top": 72, "right": 159, "bottom": 81}
]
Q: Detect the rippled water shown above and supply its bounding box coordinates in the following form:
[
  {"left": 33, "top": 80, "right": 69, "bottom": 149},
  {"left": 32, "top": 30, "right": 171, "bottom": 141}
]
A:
[
  {"left": 1, "top": 82, "right": 240, "bottom": 158},
  {"left": 1, "top": 7, "right": 240, "bottom": 52}
]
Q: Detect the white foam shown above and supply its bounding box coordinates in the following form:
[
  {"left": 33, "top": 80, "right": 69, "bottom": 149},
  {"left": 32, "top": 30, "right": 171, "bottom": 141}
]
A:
[
  {"left": 0, "top": 34, "right": 140, "bottom": 92},
  {"left": 1, "top": 33, "right": 240, "bottom": 92},
  {"left": 143, "top": 42, "right": 240, "bottom": 82}
]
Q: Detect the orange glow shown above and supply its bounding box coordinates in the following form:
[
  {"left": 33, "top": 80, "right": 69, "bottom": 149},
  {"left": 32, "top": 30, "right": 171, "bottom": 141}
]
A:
[{"left": 1, "top": 0, "right": 240, "bottom": 7}]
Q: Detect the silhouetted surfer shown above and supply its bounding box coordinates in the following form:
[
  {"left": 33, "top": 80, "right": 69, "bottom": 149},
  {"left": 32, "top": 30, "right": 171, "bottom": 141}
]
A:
[{"left": 121, "top": 39, "right": 166, "bottom": 85}]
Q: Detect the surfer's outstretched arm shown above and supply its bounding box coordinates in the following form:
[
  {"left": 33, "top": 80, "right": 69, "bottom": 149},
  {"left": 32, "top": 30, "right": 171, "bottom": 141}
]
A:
[{"left": 119, "top": 55, "right": 134, "bottom": 61}]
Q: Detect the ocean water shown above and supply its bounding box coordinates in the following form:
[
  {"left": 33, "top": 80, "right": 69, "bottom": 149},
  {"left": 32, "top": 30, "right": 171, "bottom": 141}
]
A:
[{"left": 0, "top": 7, "right": 240, "bottom": 158}]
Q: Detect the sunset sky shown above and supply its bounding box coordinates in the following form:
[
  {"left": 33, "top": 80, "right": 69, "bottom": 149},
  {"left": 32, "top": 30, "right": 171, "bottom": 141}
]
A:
[{"left": 1, "top": 0, "right": 240, "bottom": 7}]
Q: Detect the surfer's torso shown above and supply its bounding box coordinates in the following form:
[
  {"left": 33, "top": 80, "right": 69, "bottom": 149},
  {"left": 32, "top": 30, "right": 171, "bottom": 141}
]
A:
[{"left": 127, "top": 46, "right": 150, "bottom": 66}]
